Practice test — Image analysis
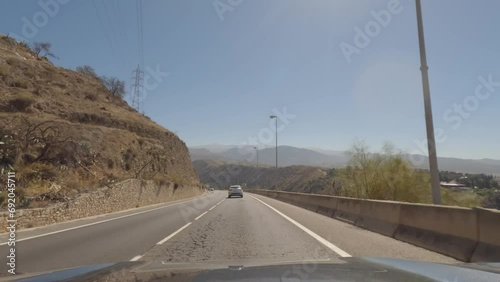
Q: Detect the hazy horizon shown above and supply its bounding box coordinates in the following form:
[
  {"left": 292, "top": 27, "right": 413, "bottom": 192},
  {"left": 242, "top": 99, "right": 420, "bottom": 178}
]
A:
[{"left": 190, "top": 143, "right": 500, "bottom": 161}]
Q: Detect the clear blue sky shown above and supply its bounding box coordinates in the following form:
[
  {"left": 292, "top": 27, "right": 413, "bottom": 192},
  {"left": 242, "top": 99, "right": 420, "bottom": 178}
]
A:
[{"left": 1, "top": 0, "right": 499, "bottom": 159}]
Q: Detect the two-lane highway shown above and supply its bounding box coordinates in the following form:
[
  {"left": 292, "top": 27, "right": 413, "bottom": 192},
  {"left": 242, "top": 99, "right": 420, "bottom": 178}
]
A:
[
  {"left": 139, "top": 192, "right": 458, "bottom": 266},
  {"left": 0, "top": 190, "right": 457, "bottom": 276},
  {"left": 0, "top": 191, "right": 226, "bottom": 275}
]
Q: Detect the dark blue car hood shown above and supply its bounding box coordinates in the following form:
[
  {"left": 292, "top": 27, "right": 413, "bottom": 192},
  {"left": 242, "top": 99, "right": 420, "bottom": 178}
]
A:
[{"left": 6, "top": 257, "right": 500, "bottom": 282}]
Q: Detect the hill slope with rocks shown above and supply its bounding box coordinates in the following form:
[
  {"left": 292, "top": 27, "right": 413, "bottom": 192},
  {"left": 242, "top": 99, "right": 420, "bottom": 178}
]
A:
[{"left": 0, "top": 34, "right": 198, "bottom": 208}]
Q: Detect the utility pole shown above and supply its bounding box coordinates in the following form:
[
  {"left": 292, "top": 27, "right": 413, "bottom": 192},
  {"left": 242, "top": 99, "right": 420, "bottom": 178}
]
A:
[
  {"left": 254, "top": 146, "right": 259, "bottom": 168},
  {"left": 415, "top": 0, "right": 441, "bottom": 204},
  {"left": 270, "top": 115, "right": 278, "bottom": 190},
  {"left": 131, "top": 65, "right": 144, "bottom": 112}
]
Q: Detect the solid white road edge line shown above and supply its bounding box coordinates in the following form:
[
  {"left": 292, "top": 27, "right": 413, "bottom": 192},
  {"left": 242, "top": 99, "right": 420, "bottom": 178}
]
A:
[
  {"left": 157, "top": 222, "right": 192, "bottom": 245},
  {"left": 194, "top": 211, "right": 208, "bottom": 221},
  {"left": 208, "top": 205, "right": 216, "bottom": 211},
  {"left": 2, "top": 193, "right": 211, "bottom": 235},
  {"left": 0, "top": 196, "right": 202, "bottom": 246},
  {"left": 250, "top": 195, "right": 352, "bottom": 258},
  {"left": 130, "top": 255, "right": 143, "bottom": 261}
]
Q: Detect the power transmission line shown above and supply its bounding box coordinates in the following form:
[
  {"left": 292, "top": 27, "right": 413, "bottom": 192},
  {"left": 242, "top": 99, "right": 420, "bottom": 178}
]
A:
[
  {"left": 136, "top": 0, "right": 145, "bottom": 68},
  {"left": 92, "top": 0, "right": 116, "bottom": 52},
  {"left": 112, "top": 0, "right": 127, "bottom": 40},
  {"left": 129, "top": 0, "right": 145, "bottom": 113},
  {"left": 92, "top": 0, "right": 126, "bottom": 70}
]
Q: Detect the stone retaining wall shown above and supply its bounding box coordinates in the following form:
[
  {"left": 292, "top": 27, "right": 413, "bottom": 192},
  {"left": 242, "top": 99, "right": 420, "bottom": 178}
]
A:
[{"left": 0, "top": 179, "right": 203, "bottom": 230}]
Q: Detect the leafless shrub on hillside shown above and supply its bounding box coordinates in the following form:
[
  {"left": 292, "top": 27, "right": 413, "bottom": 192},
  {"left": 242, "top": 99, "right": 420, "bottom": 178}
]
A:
[
  {"left": 76, "top": 65, "right": 100, "bottom": 81},
  {"left": 19, "top": 41, "right": 30, "bottom": 50},
  {"left": 17, "top": 118, "right": 72, "bottom": 164},
  {"left": 31, "top": 42, "right": 59, "bottom": 60},
  {"left": 13, "top": 118, "right": 95, "bottom": 168},
  {"left": 75, "top": 66, "right": 126, "bottom": 102},
  {"left": 101, "top": 76, "right": 125, "bottom": 99}
]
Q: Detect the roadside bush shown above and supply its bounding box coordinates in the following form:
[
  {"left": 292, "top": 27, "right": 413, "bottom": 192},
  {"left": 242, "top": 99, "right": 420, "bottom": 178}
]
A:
[
  {"left": 481, "top": 190, "right": 500, "bottom": 209},
  {"left": 442, "top": 189, "right": 482, "bottom": 208},
  {"left": 337, "top": 141, "right": 432, "bottom": 203}
]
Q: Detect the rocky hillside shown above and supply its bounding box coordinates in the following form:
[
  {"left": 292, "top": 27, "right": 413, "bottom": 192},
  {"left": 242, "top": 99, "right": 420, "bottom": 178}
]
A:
[
  {"left": 193, "top": 159, "right": 338, "bottom": 195},
  {"left": 0, "top": 34, "right": 198, "bottom": 208}
]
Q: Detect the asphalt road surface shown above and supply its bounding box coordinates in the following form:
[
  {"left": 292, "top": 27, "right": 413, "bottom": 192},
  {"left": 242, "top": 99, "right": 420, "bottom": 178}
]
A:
[{"left": 0, "top": 191, "right": 457, "bottom": 276}]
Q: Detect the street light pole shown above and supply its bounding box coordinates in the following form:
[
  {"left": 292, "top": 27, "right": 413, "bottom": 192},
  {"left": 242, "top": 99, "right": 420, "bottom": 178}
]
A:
[
  {"left": 254, "top": 146, "right": 258, "bottom": 168},
  {"left": 415, "top": 0, "right": 441, "bottom": 205},
  {"left": 270, "top": 115, "right": 278, "bottom": 190},
  {"left": 254, "top": 146, "right": 259, "bottom": 189}
]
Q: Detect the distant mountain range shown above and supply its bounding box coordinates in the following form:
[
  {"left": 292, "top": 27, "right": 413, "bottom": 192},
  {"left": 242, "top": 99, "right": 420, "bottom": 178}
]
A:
[{"left": 189, "top": 145, "right": 500, "bottom": 176}]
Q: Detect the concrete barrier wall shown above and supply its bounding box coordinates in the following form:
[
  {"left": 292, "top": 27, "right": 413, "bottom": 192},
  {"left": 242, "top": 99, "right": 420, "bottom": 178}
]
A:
[
  {"left": 314, "top": 195, "right": 338, "bottom": 217},
  {"left": 357, "top": 199, "right": 401, "bottom": 237},
  {"left": 284, "top": 192, "right": 318, "bottom": 212},
  {"left": 334, "top": 197, "right": 363, "bottom": 224},
  {"left": 395, "top": 203, "right": 478, "bottom": 262},
  {"left": 268, "top": 191, "right": 278, "bottom": 199},
  {"left": 471, "top": 208, "right": 500, "bottom": 262},
  {"left": 249, "top": 189, "right": 500, "bottom": 262}
]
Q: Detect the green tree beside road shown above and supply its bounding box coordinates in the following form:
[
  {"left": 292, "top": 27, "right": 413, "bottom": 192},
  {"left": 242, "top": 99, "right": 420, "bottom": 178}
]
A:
[{"left": 334, "top": 142, "right": 494, "bottom": 208}]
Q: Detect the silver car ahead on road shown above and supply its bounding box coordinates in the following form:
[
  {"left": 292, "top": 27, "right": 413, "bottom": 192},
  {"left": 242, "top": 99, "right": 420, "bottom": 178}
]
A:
[{"left": 228, "top": 185, "right": 243, "bottom": 198}]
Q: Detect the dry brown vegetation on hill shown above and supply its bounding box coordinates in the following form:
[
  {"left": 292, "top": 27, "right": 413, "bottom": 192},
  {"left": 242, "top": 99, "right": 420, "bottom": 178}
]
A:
[{"left": 0, "top": 34, "right": 199, "bottom": 208}]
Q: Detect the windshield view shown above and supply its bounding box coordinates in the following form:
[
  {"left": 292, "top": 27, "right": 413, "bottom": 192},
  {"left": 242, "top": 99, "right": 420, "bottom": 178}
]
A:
[{"left": 1, "top": 0, "right": 500, "bottom": 281}]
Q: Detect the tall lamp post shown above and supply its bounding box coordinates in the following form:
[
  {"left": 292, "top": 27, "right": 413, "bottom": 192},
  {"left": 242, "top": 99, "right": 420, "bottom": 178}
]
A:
[
  {"left": 254, "top": 146, "right": 259, "bottom": 168},
  {"left": 270, "top": 115, "right": 278, "bottom": 190},
  {"left": 415, "top": 0, "right": 441, "bottom": 204},
  {"left": 254, "top": 146, "right": 259, "bottom": 189}
]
